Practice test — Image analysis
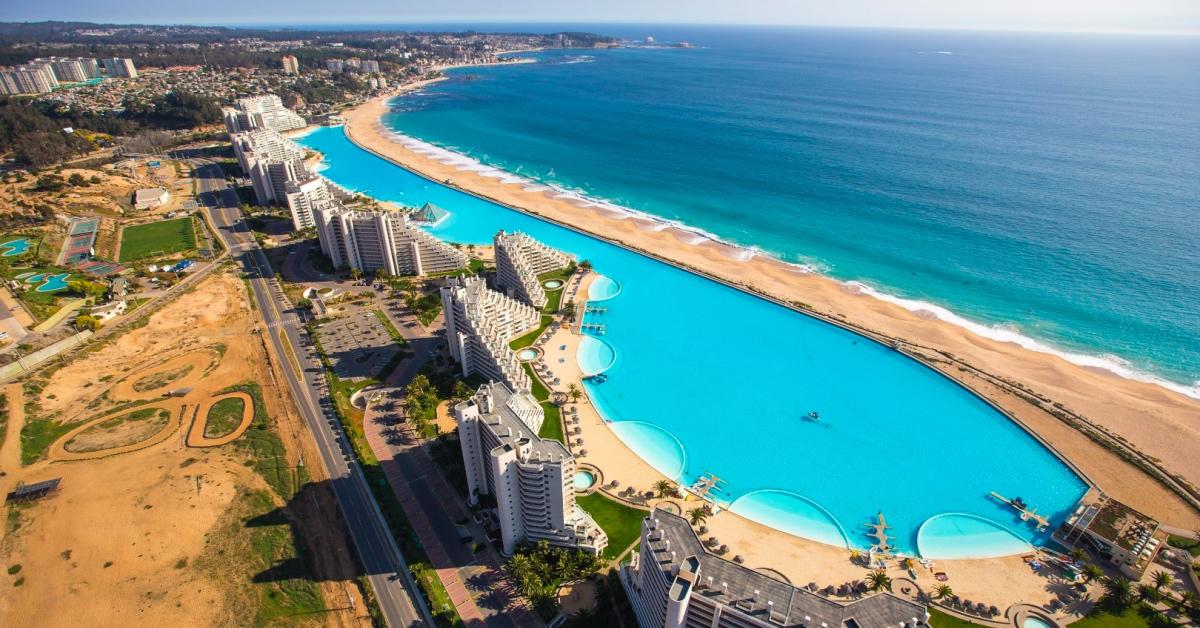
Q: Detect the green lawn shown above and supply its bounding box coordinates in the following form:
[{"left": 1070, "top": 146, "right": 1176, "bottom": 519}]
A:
[
  {"left": 1167, "top": 534, "right": 1200, "bottom": 557},
  {"left": 204, "top": 396, "right": 246, "bottom": 438},
  {"left": 20, "top": 417, "right": 77, "bottom": 465},
  {"left": 1070, "top": 606, "right": 1156, "bottom": 628},
  {"left": 576, "top": 493, "right": 646, "bottom": 560},
  {"left": 928, "top": 608, "right": 983, "bottom": 628},
  {"left": 119, "top": 217, "right": 197, "bottom": 262}
]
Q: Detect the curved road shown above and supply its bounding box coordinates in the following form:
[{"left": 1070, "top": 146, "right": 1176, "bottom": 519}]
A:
[{"left": 191, "top": 159, "right": 432, "bottom": 628}]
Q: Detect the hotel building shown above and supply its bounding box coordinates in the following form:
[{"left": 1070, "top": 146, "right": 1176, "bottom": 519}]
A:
[
  {"left": 222, "top": 94, "right": 307, "bottom": 134},
  {"left": 494, "top": 230, "right": 573, "bottom": 308},
  {"left": 455, "top": 382, "right": 608, "bottom": 556},
  {"left": 624, "top": 509, "right": 929, "bottom": 628},
  {"left": 281, "top": 54, "right": 300, "bottom": 75},
  {"left": 102, "top": 57, "right": 138, "bottom": 78},
  {"left": 230, "top": 129, "right": 309, "bottom": 206},
  {"left": 313, "top": 202, "right": 468, "bottom": 276},
  {"left": 441, "top": 276, "right": 538, "bottom": 391}
]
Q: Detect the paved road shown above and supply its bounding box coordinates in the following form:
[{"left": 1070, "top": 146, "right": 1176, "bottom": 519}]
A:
[{"left": 192, "top": 161, "right": 433, "bottom": 628}]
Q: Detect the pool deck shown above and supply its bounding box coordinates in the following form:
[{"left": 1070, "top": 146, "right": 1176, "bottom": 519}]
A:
[{"left": 521, "top": 274, "right": 1099, "bottom": 622}]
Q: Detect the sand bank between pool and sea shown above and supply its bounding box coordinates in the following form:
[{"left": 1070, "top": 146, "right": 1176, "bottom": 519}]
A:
[{"left": 339, "top": 92, "right": 1200, "bottom": 529}]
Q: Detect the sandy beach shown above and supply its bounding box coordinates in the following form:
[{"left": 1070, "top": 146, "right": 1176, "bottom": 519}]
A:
[{"left": 338, "top": 93, "right": 1200, "bottom": 530}]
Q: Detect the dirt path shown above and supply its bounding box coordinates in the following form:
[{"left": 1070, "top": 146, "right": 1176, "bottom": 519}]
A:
[
  {"left": 1, "top": 382, "right": 24, "bottom": 474},
  {"left": 186, "top": 391, "right": 254, "bottom": 447},
  {"left": 48, "top": 403, "right": 184, "bottom": 462},
  {"left": 106, "top": 349, "right": 218, "bottom": 401}
]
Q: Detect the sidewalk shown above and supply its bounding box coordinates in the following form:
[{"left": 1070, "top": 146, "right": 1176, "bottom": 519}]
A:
[{"left": 362, "top": 361, "right": 542, "bottom": 628}]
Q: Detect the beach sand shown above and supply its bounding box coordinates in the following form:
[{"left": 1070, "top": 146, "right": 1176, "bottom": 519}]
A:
[{"left": 340, "top": 95, "right": 1200, "bottom": 531}]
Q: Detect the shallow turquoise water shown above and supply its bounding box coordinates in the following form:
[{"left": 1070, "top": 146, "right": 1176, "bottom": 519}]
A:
[
  {"left": 577, "top": 336, "right": 616, "bottom": 376},
  {"left": 0, "top": 238, "right": 31, "bottom": 257},
  {"left": 298, "top": 126, "right": 1088, "bottom": 557},
  {"left": 35, "top": 273, "right": 70, "bottom": 293},
  {"left": 573, "top": 471, "right": 596, "bottom": 491}
]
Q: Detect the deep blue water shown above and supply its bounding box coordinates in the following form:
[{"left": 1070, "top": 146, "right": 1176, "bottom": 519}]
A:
[
  {"left": 381, "top": 26, "right": 1200, "bottom": 393},
  {"left": 299, "top": 126, "right": 1088, "bottom": 557}
]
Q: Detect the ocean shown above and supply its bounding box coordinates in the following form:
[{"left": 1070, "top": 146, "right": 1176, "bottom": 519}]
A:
[{"left": 378, "top": 25, "right": 1200, "bottom": 395}]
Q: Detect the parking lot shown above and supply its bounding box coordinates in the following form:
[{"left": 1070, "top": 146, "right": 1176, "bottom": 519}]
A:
[{"left": 316, "top": 310, "right": 401, "bottom": 381}]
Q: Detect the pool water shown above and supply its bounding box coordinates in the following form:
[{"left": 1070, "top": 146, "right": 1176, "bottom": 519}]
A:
[
  {"left": 1, "top": 238, "right": 32, "bottom": 257},
  {"left": 1023, "top": 616, "right": 1053, "bottom": 628},
  {"left": 573, "top": 470, "right": 596, "bottom": 491},
  {"left": 35, "top": 273, "right": 70, "bottom": 293},
  {"left": 577, "top": 336, "right": 616, "bottom": 376},
  {"left": 298, "top": 127, "right": 1089, "bottom": 557},
  {"left": 544, "top": 279, "right": 564, "bottom": 289},
  {"left": 517, "top": 348, "right": 539, "bottom": 361}
]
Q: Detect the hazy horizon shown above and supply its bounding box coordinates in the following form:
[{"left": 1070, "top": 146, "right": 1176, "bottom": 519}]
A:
[{"left": 2, "top": 0, "right": 1198, "bottom": 36}]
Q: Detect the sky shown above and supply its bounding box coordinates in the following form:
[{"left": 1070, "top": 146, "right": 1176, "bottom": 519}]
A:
[{"left": 1, "top": 0, "right": 1198, "bottom": 35}]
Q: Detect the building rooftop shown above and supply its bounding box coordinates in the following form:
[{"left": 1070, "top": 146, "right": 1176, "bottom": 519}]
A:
[
  {"left": 464, "top": 381, "right": 570, "bottom": 464},
  {"left": 646, "top": 509, "right": 928, "bottom": 628}
]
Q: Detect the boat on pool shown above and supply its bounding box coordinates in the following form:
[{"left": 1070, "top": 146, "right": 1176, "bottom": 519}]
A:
[{"left": 298, "top": 126, "right": 1090, "bottom": 558}]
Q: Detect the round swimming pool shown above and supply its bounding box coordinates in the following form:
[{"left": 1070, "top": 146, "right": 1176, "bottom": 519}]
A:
[
  {"left": 573, "top": 470, "right": 596, "bottom": 491},
  {"left": 544, "top": 279, "right": 564, "bottom": 289},
  {"left": 577, "top": 336, "right": 616, "bottom": 376},
  {"left": 517, "top": 348, "right": 540, "bottom": 361},
  {"left": 1023, "top": 615, "right": 1054, "bottom": 628}
]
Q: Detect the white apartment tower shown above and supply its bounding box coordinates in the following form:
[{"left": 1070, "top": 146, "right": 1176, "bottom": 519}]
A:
[
  {"left": 0, "top": 65, "right": 57, "bottom": 94},
  {"left": 313, "top": 203, "right": 468, "bottom": 276},
  {"left": 494, "top": 230, "right": 573, "bottom": 308},
  {"left": 48, "top": 58, "right": 88, "bottom": 83},
  {"left": 440, "top": 276, "right": 538, "bottom": 391},
  {"left": 230, "top": 129, "right": 309, "bottom": 205},
  {"left": 283, "top": 176, "right": 332, "bottom": 230},
  {"left": 102, "top": 57, "right": 137, "bottom": 78},
  {"left": 222, "top": 94, "right": 306, "bottom": 134},
  {"left": 455, "top": 382, "right": 608, "bottom": 556}
]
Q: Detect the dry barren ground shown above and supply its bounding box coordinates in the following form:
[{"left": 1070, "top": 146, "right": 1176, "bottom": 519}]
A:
[{"left": 0, "top": 269, "right": 372, "bottom": 628}]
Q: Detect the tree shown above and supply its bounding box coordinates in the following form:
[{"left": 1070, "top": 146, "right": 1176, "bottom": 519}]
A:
[
  {"left": 1102, "top": 576, "right": 1133, "bottom": 609},
  {"left": 652, "top": 480, "right": 675, "bottom": 498},
  {"left": 74, "top": 314, "right": 100, "bottom": 331},
  {"left": 866, "top": 570, "right": 892, "bottom": 592},
  {"left": 1138, "top": 584, "right": 1160, "bottom": 604},
  {"left": 1069, "top": 548, "right": 1087, "bottom": 562},
  {"left": 349, "top": 267, "right": 362, "bottom": 281},
  {"left": 1176, "top": 591, "right": 1196, "bottom": 613},
  {"left": 1082, "top": 563, "right": 1104, "bottom": 583},
  {"left": 579, "top": 259, "right": 593, "bottom": 272},
  {"left": 567, "top": 383, "right": 582, "bottom": 403},
  {"left": 687, "top": 507, "right": 709, "bottom": 527},
  {"left": 934, "top": 584, "right": 953, "bottom": 600},
  {"left": 1152, "top": 570, "right": 1173, "bottom": 591},
  {"left": 68, "top": 172, "right": 87, "bottom": 186}
]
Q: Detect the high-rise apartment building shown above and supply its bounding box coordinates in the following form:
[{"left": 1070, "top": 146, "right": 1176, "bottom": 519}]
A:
[
  {"left": 222, "top": 94, "right": 306, "bottom": 134},
  {"left": 441, "top": 276, "right": 538, "bottom": 391},
  {"left": 281, "top": 54, "right": 300, "bottom": 75},
  {"left": 455, "top": 382, "right": 608, "bottom": 556},
  {"left": 494, "top": 230, "right": 573, "bottom": 308},
  {"left": 102, "top": 57, "right": 138, "bottom": 78},
  {"left": 230, "top": 129, "right": 309, "bottom": 205},
  {"left": 313, "top": 203, "right": 469, "bottom": 276}
]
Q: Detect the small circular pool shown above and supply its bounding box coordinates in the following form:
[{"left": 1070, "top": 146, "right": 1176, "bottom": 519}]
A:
[
  {"left": 517, "top": 348, "right": 540, "bottom": 361},
  {"left": 543, "top": 279, "right": 564, "bottom": 289},
  {"left": 573, "top": 470, "right": 596, "bottom": 491}
]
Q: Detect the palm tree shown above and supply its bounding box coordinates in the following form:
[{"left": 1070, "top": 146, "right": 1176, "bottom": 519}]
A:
[
  {"left": 1069, "top": 548, "right": 1087, "bottom": 562},
  {"left": 568, "top": 383, "right": 582, "bottom": 403},
  {"left": 1152, "top": 570, "right": 1174, "bottom": 591},
  {"left": 1082, "top": 563, "right": 1104, "bottom": 583},
  {"left": 866, "top": 570, "right": 892, "bottom": 592},
  {"left": 935, "top": 584, "right": 954, "bottom": 600},
  {"left": 653, "top": 480, "right": 675, "bottom": 498},
  {"left": 579, "top": 259, "right": 593, "bottom": 272},
  {"left": 1175, "top": 591, "right": 1196, "bottom": 614},
  {"left": 1138, "top": 584, "right": 1160, "bottom": 604},
  {"left": 687, "top": 507, "right": 709, "bottom": 527},
  {"left": 1103, "top": 576, "right": 1133, "bottom": 609}
]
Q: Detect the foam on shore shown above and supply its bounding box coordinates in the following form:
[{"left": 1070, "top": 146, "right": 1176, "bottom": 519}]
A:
[{"left": 366, "top": 120, "right": 1200, "bottom": 401}]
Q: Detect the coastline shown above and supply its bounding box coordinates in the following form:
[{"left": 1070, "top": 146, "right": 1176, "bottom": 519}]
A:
[{"left": 337, "top": 92, "right": 1200, "bottom": 528}]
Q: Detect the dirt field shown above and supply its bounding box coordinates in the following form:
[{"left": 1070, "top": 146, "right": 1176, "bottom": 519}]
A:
[{"left": 0, "top": 269, "right": 372, "bottom": 627}]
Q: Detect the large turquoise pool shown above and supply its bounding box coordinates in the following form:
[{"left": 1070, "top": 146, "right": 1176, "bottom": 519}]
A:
[
  {"left": 1, "top": 238, "right": 32, "bottom": 257},
  {"left": 299, "top": 127, "right": 1089, "bottom": 558}
]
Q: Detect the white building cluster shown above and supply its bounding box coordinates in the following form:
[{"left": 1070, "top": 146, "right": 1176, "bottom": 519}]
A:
[
  {"left": 441, "top": 276, "right": 538, "bottom": 392},
  {"left": 454, "top": 382, "right": 608, "bottom": 556},
  {"left": 494, "top": 230, "right": 573, "bottom": 308},
  {"left": 1, "top": 56, "right": 132, "bottom": 95},
  {"left": 230, "top": 128, "right": 310, "bottom": 208},
  {"left": 222, "top": 94, "right": 307, "bottom": 134},
  {"left": 312, "top": 201, "right": 469, "bottom": 276}
]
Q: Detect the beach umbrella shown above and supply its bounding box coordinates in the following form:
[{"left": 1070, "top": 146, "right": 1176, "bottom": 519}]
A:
[
  {"left": 823, "top": 586, "right": 835, "bottom": 596},
  {"left": 975, "top": 602, "right": 987, "bottom": 614},
  {"left": 733, "top": 555, "right": 744, "bottom": 564},
  {"left": 698, "top": 525, "right": 708, "bottom": 534}
]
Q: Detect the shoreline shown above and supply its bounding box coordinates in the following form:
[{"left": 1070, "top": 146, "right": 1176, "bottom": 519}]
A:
[{"left": 333, "top": 92, "right": 1200, "bottom": 528}]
